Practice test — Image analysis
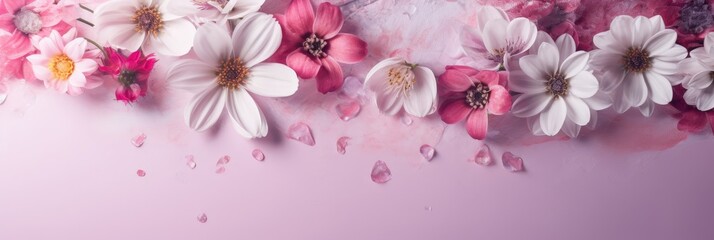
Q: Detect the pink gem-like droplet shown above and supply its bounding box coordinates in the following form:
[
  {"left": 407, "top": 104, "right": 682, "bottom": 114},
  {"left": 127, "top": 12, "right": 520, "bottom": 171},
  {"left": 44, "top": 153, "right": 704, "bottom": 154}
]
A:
[
  {"left": 420, "top": 144, "right": 435, "bottom": 161},
  {"left": 371, "top": 160, "right": 392, "bottom": 184},
  {"left": 401, "top": 115, "right": 413, "bottom": 126},
  {"left": 335, "top": 101, "right": 361, "bottom": 121},
  {"left": 287, "top": 122, "right": 315, "bottom": 146},
  {"left": 474, "top": 144, "right": 493, "bottom": 166},
  {"left": 197, "top": 213, "right": 207, "bottom": 223},
  {"left": 502, "top": 152, "right": 525, "bottom": 172},
  {"left": 216, "top": 155, "right": 230, "bottom": 166},
  {"left": 337, "top": 137, "right": 350, "bottom": 155},
  {"left": 131, "top": 133, "right": 146, "bottom": 147},
  {"left": 215, "top": 166, "right": 226, "bottom": 174},
  {"left": 136, "top": 169, "right": 146, "bottom": 177},
  {"left": 186, "top": 155, "right": 196, "bottom": 169},
  {"left": 252, "top": 149, "right": 265, "bottom": 161}
]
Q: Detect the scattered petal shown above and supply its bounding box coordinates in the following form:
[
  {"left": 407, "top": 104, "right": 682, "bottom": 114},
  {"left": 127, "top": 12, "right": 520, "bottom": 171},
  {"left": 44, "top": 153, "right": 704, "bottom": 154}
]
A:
[
  {"left": 335, "top": 101, "right": 361, "bottom": 121},
  {"left": 371, "top": 160, "right": 392, "bottom": 184},
  {"left": 216, "top": 155, "right": 231, "bottom": 166},
  {"left": 401, "top": 115, "right": 413, "bottom": 126},
  {"left": 502, "top": 152, "right": 525, "bottom": 172},
  {"left": 136, "top": 169, "right": 146, "bottom": 177},
  {"left": 419, "top": 144, "right": 435, "bottom": 161},
  {"left": 131, "top": 133, "right": 146, "bottom": 147},
  {"left": 287, "top": 122, "right": 315, "bottom": 146},
  {"left": 424, "top": 206, "right": 432, "bottom": 211},
  {"left": 186, "top": 155, "right": 196, "bottom": 169},
  {"left": 337, "top": 136, "right": 350, "bottom": 155},
  {"left": 197, "top": 213, "right": 207, "bottom": 223},
  {"left": 473, "top": 144, "right": 493, "bottom": 166},
  {"left": 252, "top": 149, "right": 265, "bottom": 161},
  {"left": 215, "top": 166, "right": 226, "bottom": 174},
  {"left": 339, "top": 76, "right": 365, "bottom": 100}
]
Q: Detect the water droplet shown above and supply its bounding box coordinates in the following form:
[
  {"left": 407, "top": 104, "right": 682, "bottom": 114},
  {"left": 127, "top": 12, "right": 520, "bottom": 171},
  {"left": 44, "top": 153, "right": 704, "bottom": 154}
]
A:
[
  {"left": 131, "top": 133, "right": 146, "bottom": 147},
  {"left": 215, "top": 166, "right": 226, "bottom": 174},
  {"left": 339, "top": 76, "right": 365, "bottom": 100},
  {"left": 401, "top": 115, "right": 413, "bottom": 126},
  {"left": 252, "top": 149, "right": 265, "bottom": 161},
  {"left": 335, "top": 101, "right": 361, "bottom": 121},
  {"left": 502, "top": 152, "right": 525, "bottom": 172},
  {"left": 337, "top": 136, "right": 350, "bottom": 154},
  {"left": 419, "top": 144, "right": 435, "bottom": 161},
  {"left": 197, "top": 213, "right": 207, "bottom": 223},
  {"left": 287, "top": 122, "right": 315, "bottom": 146},
  {"left": 186, "top": 155, "right": 196, "bottom": 169},
  {"left": 136, "top": 169, "right": 146, "bottom": 177},
  {"left": 216, "top": 155, "right": 230, "bottom": 166},
  {"left": 474, "top": 144, "right": 493, "bottom": 166},
  {"left": 371, "top": 160, "right": 392, "bottom": 184}
]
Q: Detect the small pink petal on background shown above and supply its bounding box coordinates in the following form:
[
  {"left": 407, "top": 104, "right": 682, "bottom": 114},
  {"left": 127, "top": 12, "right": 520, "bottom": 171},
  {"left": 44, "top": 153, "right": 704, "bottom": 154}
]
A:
[
  {"left": 197, "top": 213, "right": 207, "bottom": 223},
  {"left": 252, "top": 149, "right": 265, "bottom": 161},
  {"left": 287, "top": 122, "right": 315, "bottom": 146},
  {"left": 335, "top": 101, "right": 361, "bottom": 121},
  {"left": 420, "top": 144, "right": 435, "bottom": 161},
  {"left": 215, "top": 167, "right": 226, "bottom": 174},
  {"left": 216, "top": 155, "right": 231, "bottom": 166},
  {"left": 502, "top": 152, "right": 525, "bottom": 172},
  {"left": 136, "top": 169, "right": 146, "bottom": 177},
  {"left": 473, "top": 144, "right": 493, "bottom": 166},
  {"left": 371, "top": 160, "right": 392, "bottom": 184},
  {"left": 186, "top": 155, "right": 196, "bottom": 169},
  {"left": 337, "top": 136, "right": 350, "bottom": 155},
  {"left": 131, "top": 133, "right": 146, "bottom": 147},
  {"left": 401, "top": 115, "right": 413, "bottom": 126}
]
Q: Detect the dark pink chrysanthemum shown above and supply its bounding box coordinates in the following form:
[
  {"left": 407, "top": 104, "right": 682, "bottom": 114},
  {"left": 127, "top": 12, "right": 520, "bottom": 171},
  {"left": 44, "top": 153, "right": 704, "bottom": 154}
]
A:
[
  {"left": 99, "top": 48, "right": 157, "bottom": 104},
  {"left": 272, "top": 0, "right": 368, "bottom": 94}
]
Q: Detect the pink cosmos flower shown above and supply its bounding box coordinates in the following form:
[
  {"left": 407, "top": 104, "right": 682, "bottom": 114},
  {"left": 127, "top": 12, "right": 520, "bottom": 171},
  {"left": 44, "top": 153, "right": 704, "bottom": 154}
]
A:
[
  {"left": 272, "top": 0, "right": 368, "bottom": 94},
  {"left": 671, "top": 86, "right": 714, "bottom": 134},
  {"left": 99, "top": 48, "right": 157, "bottom": 104},
  {"left": 0, "top": 0, "right": 65, "bottom": 59},
  {"left": 26, "top": 29, "right": 101, "bottom": 95},
  {"left": 438, "top": 66, "right": 512, "bottom": 140}
]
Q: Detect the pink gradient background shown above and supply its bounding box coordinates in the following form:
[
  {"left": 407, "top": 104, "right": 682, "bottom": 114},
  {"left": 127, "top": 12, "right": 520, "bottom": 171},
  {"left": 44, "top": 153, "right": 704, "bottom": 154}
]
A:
[{"left": 1, "top": 0, "right": 714, "bottom": 239}]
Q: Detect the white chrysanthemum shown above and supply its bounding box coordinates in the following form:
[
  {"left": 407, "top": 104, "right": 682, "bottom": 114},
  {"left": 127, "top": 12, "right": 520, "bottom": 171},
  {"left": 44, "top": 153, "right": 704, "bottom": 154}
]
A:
[
  {"left": 510, "top": 33, "right": 611, "bottom": 137},
  {"left": 95, "top": 0, "right": 197, "bottom": 56},
  {"left": 590, "top": 15, "right": 687, "bottom": 116},
  {"left": 679, "top": 32, "right": 714, "bottom": 111}
]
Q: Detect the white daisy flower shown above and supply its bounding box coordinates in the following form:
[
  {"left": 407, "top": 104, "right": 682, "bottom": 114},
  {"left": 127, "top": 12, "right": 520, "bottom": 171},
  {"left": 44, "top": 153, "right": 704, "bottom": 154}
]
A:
[
  {"left": 460, "top": 6, "right": 538, "bottom": 71},
  {"left": 590, "top": 15, "right": 687, "bottom": 116},
  {"left": 167, "top": 13, "right": 298, "bottom": 138},
  {"left": 95, "top": 0, "right": 197, "bottom": 56},
  {"left": 511, "top": 33, "right": 610, "bottom": 137},
  {"left": 168, "top": 0, "right": 265, "bottom": 24},
  {"left": 679, "top": 32, "right": 714, "bottom": 111},
  {"left": 364, "top": 57, "right": 437, "bottom": 117}
]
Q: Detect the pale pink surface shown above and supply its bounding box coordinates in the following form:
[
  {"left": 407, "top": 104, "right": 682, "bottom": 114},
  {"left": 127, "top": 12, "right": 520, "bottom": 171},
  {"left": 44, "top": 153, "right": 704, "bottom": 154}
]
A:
[{"left": 0, "top": 1, "right": 714, "bottom": 240}]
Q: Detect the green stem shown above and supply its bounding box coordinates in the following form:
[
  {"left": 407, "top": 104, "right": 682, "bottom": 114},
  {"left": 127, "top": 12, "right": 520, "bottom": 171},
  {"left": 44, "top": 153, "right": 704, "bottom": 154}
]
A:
[
  {"left": 77, "top": 18, "right": 94, "bottom": 27},
  {"left": 84, "top": 38, "right": 108, "bottom": 59},
  {"left": 79, "top": 4, "right": 94, "bottom": 13}
]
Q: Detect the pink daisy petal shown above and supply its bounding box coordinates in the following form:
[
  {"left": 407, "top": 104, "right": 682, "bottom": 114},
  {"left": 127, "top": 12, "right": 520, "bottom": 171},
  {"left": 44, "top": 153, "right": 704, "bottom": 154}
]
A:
[
  {"left": 487, "top": 85, "right": 512, "bottom": 115},
  {"left": 284, "top": 0, "right": 314, "bottom": 34},
  {"left": 439, "top": 97, "right": 472, "bottom": 124},
  {"left": 313, "top": 2, "right": 343, "bottom": 39},
  {"left": 315, "top": 57, "right": 344, "bottom": 94},
  {"left": 466, "top": 109, "right": 488, "bottom": 140},
  {"left": 327, "top": 33, "right": 367, "bottom": 64},
  {"left": 286, "top": 50, "right": 321, "bottom": 79}
]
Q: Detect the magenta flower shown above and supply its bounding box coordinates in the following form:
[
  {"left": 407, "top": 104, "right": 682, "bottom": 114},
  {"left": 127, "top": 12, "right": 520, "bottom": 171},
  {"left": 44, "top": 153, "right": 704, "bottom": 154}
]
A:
[
  {"left": 438, "top": 66, "right": 511, "bottom": 140},
  {"left": 99, "top": 48, "right": 157, "bottom": 104},
  {"left": 660, "top": 0, "right": 714, "bottom": 50},
  {"left": 273, "top": 0, "right": 368, "bottom": 94}
]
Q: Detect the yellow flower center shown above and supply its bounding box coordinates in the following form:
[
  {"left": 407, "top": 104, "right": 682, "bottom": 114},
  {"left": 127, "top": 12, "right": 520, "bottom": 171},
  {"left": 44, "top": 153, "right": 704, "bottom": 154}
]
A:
[
  {"left": 216, "top": 57, "right": 249, "bottom": 90},
  {"left": 48, "top": 54, "right": 75, "bottom": 80},
  {"left": 387, "top": 64, "right": 416, "bottom": 94},
  {"left": 133, "top": 5, "right": 163, "bottom": 37}
]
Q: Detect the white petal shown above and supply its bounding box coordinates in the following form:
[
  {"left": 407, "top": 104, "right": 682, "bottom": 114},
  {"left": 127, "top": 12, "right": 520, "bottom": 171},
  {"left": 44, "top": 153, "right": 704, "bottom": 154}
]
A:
[
  {"left": 638, "top": 99, "right": 655, "bottom": 117},
  {"left": 63, "top": 38, "right": 87, "bottom": 62},
  {"left": 232, "top": 13, "right": 282, "bottom": 67},
  {"left": 691, "top": 47, "right": 714, "bottom": 68},
  {"left": 404, "top": 66, "right": 437, "bottom": 117},
  {"left": 184, "top": 86, "right": 227, "bottom": 131},
  {"left": 527, "top": 116, "right": 546, "bottom": 136},
  {"left": 102, "top": 24, "right": 145, "bottom": 52},
  {"left": 511, "top": 93, "right": 553, "bottom": 118},
  {"left": 652, "top": 59, "right": 679, "bottom": 76},
  {"left": 562, "top": 119, "right": 581, "bottom": 138},
  {"left": 518, "top": 55, "right": 547, "bottom": 81},
  {"left": 193, "top": 22, "right": 233, "bottom": 65},
  {"left": 376, "top": 88, "right": 404, "bottom": 115},
  {"left": 569, "top": 71, "right": 598, "bottom": 98},
  {"left": 555, "top": 33, "right": 576, "bottom": 64},
  {"left": 226, "top": 89, "right": 268, "bottom": 138},
  {"left": 633, "top": 16, "right": 653, "bottom": 46},
  {"left": 74, "top": 59, "right": 98, "bottom": 73},
  {"left": 696, "top": 87, "right": 714, "bottom": 111},
  {"left": 564, "top": 95, "right": 591, "bottom": 126},
  {"left": 166, "top": 0, "right": 200, "bottom": 18},
  {"left": 684, "top": 88, "right": 699, "bottom": 106},
  {"left": 611, "top": 85, "right": 632, "bottom": 113},
  {"left": 583, "top": 91, "right": 612, "bottom": 111},
  {"left": 365, "top": 57, "right": 403, "bottom": 86},
  {"left": 508, "top": 69, "right": 546, "bottom": 94},
  {"left": 654, "top": 44, "right": 687, "bottom": 62},
  {"left": 593, "top": 31, "right": 627, "bottom": 53},
  {"left": 645, "top": 29, "right": 677, "bottom": 57},
  {"left": 678, "top": 58, "right": 709, "bottom": 78},
  {"left": 539, "top": 97, "right": 567, "bottom": 136},
  {"left": 477, "top": 6, "right": 509, "bottom": 31},
  {"left": 649, "top": 15, "right": 665, "bottom": 33},
  {"left": 151, "top": 18, "right": 196, "bottom": 56},
  {"left": 537, "top": 43, "right": 559, "bottom": 75},
  {"left": 560, "top": 51, "right": 589, "bottom": 79},
  {"left": 610, "top": 15, "right": 635, "bottom": 46},
  {"left": 482, "top": 18, "right": 508, "bottom": 53},
  {"left": 529, "top": 31, "right": 555, "bottom": 55},
  {"left": 506, "top": 17, "right": 537, "bottom": 55},
  {"left": 228, "top": 0, "right": 265, "bottom": 19},
  {"left": 95, "top": 0, "right": 145, "bottom": 51},
  {"left": 167, "top": 59, "right": 217, "bottom": 91},
  {"left": 623, "top": 72, "right": 648, "bottom": 107},
  {"left": 705, "top": 32, "right": 714, "bottom": 54},
  {"left": 644, "top": 71, "right": 673, "bottom": 105},
  {"left": 245, "top": 63, "right": 299, "bottom": 97},
  {"left": 687, "top": 70, "right": 714, "bottom": 89}
]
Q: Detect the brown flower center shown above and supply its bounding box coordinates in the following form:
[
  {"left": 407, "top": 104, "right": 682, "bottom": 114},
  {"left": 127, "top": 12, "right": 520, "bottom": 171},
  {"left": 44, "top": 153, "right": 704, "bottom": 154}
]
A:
[
  {"left": 48, "top": 54, "right": 75, "bottom": 81},
  {"left": 465, "top": 83, "right": 491, "bottom": 109},
  {"left": 216, "top": 57, "right": 249, "bottom": 90},
  {"left": 622, "top": 47, "right": 652, "bottom": 73},
  {"left": 133, "top": 5, "right": 163, "bottom": 37},
  {"left": 303, "top": 33, "right": 328, "bottom": 58},
  {"left": 545, "top": 73, "right": 569, "bottom": 98},
  {"left": 387, "top": 65, "right": 416, "bottom": 94}
]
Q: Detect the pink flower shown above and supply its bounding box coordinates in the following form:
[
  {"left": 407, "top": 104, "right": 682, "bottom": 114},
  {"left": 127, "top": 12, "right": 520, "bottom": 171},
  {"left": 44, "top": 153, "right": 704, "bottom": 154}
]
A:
[
  {"left": 671, "top": 86, "right": 714, "bottom": 134},
  {"left": 0, "top": 0, "right": 65, "bottom": 59},
  {"left": 99, "top": 48, "right": 157, "bottom": 104},
  {"left": 660, "top": 0, "right": 714, "bottom": 50},
  {"left": 272, "top": 0, "right": 368, "bottom": 94},
  {"left": 438, "top": 66, "right": 512, "bottom": 140},
  {"left": 26, "top": 29, "right": 101, "bottom": 95}
]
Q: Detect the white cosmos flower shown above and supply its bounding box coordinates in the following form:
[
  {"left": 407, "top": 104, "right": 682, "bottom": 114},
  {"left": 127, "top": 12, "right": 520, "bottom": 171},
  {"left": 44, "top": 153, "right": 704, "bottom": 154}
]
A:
[
  {"left": 679, "top": 32, "right": 714, "bottom": 111},
  {"left": 590, "top": 15, "right": 687, "bottom": 116},
  {"left": 460, "top": 6, "right": 537, "bottom": 71},
  {"left": 167, "top": 13, "right": 298, "bottom": 138},
  {"left": 511, "top": 33, "right": 610, "bottom": 137},
  {"left": 95, "top": 0, "right": 197, "bottom": 56},
  {"left": 168, "top": 0, "right": 264, "bottom": 24},
  {"left": 364, "top": 58, "right": 437, "bottom": 117}
]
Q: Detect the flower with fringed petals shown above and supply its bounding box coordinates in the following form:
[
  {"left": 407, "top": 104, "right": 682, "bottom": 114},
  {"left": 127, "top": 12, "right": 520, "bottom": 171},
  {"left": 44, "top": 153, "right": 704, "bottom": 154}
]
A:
[{"left": 99, "top": 48, "right": 157, "bottom": 104}]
